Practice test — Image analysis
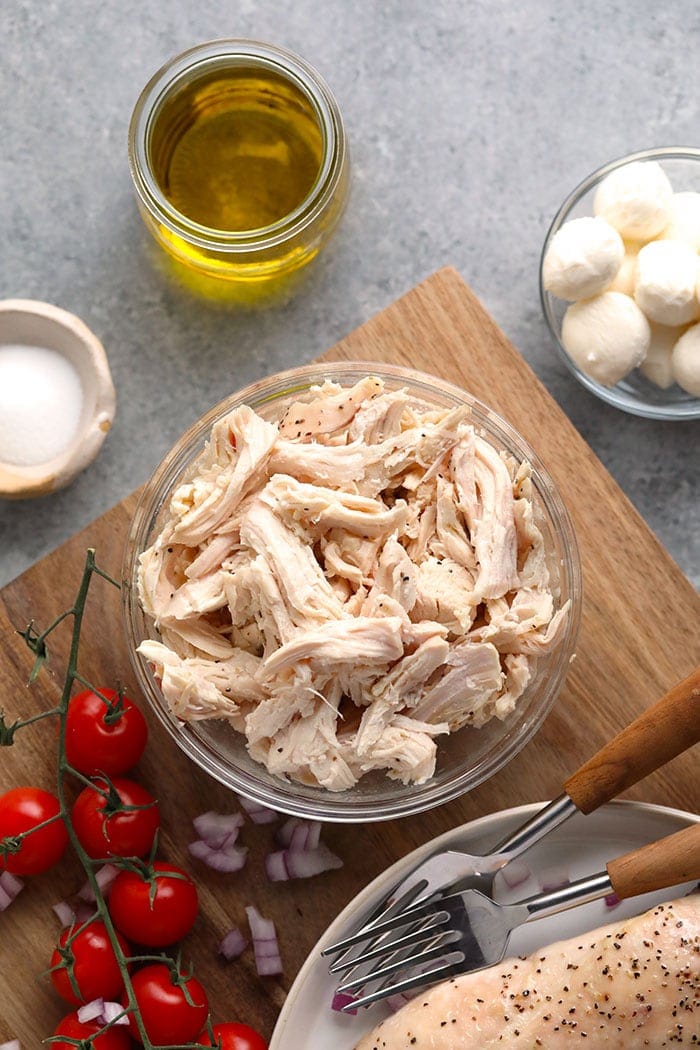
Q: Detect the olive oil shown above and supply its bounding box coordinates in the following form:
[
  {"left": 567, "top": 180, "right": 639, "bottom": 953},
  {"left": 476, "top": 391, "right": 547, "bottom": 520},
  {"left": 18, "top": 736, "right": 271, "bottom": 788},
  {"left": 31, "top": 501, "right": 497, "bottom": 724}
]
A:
[
  {"left": 150, "top": 69, "right": 324, "bottom": 233},
  {"left": 129, "top": 41, "right": 349, "bottom": 302}
]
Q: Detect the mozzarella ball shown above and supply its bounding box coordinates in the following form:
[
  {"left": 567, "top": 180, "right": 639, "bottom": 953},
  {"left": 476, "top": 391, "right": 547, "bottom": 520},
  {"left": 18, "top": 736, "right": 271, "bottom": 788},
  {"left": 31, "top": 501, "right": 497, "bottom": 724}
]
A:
[
  {"left": 658, "top": 191, "right": 700, "bottom": 251},
  {"left": 671, "top": 323, "right": 700, "bottom": 396},
  {"left": 593, "top": 161, "right": 673, "bottom": 240},
  {"left": 561, "top": 292, "right": 650, "bottom": 387},
  {"left": 543, "top": 217, "right": 624, "bottom": 300},
  {"left": 639, "top": 322, "right": 685, "bottom": 389},
  {"left": 605, "top": 243, "right": 640, "bottom": 295},
  {"left": 634, "top": 240, "right": 700, "bottom": 326}
]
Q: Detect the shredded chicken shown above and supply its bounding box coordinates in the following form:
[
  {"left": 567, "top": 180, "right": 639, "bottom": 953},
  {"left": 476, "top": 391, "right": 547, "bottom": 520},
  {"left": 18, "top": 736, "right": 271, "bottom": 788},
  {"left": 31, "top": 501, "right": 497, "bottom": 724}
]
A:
[{"left": 137, "top": 377, "right": 570, "bottom": 789}]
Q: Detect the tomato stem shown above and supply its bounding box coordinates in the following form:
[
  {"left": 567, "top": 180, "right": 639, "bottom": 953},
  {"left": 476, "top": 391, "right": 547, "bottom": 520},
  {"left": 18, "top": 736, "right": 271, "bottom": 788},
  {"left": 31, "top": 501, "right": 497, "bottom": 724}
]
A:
[
  {"left": 0, "top": 705, "right": 61, "bottom": 744},
  {"left": 66, "top": 766, "right": 111, "bottom": 797},
  {"left": 0, "top": 811, "right": 66, "bottom": 857},
  {"left": 17, "top": 548, "right": 214, "bottom": 1049}
]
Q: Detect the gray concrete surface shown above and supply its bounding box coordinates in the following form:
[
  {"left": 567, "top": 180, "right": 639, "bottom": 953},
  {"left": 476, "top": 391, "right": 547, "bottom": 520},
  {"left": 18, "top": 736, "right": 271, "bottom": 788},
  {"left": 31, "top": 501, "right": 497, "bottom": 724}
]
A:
[{"left": 1, "top": 1, "right": 698, "bottom": 588}]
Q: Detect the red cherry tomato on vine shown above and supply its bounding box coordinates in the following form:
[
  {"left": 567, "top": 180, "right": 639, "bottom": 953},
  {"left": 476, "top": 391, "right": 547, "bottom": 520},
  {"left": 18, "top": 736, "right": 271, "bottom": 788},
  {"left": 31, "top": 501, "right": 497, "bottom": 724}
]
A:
[
  {"left": 125, "top": 963, "right": 209, "bottom": 1045},
  {"left": 197, "top": 1021, "right": 268, "bottom": 1050},
  {"left": 66, "top": 687, "right": 148, "bottom": 776},
  {"left": 0, "top": 786, "right": 67, "bottom": 875},
  {"left": 109, "top": 861, "right": 198, "bottom": 947},
  {"left": 50, "top": 919, "right": 131, "bottom": 1006},
  {"left": 71, "top": 777, "right": 160, "bottom": 859},
  {"left": 53, "top": 1010, "right": 132, "bottom": 1050}
]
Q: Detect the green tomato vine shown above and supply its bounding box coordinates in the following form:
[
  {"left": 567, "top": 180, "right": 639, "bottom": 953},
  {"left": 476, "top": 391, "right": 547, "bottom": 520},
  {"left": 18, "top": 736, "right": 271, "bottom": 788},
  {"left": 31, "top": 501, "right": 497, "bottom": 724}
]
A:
[{"left": 1, "top": 549, "right": 220, "bottom": 1050}]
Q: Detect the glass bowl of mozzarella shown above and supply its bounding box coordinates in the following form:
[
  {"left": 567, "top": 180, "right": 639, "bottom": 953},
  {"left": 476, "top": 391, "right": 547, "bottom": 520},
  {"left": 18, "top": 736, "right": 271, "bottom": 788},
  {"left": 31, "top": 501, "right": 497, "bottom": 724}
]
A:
[
  {"left": 122, "top": 362, "right": 581, "bottom": 822},
  {"left": 540, "top": 147, "right": 700, "bottom": 420}
]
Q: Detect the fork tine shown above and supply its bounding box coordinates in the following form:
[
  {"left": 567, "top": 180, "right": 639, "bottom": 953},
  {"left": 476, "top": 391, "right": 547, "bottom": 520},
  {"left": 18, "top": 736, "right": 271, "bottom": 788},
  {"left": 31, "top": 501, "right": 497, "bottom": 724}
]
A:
[
  {"left": 321, "top": 879, "right": 431, "bottom": 957},
  {"left": 321, "top": 891, "right": 442, "bottom": 957},
  {"left": 328, "top": 910, "right": 451, "bottom": 975},
  {"left": 343, "top": 954, "right": 464, "bottom": 1011},
  {"left": 335, "top": 932, "right": 459, "bottom": 994}
]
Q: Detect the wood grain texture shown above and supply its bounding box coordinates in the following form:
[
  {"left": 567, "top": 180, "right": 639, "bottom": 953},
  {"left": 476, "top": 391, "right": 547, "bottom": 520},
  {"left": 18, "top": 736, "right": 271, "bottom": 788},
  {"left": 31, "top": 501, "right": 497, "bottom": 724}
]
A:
[
  {"left": 564, "top": 665, "right": 700, "bottom": 813},
  {"left": 608, "top": 823, "right": 700, "bottom": 900},
  {"left": 1, "top": 268, "right": 698, "bottom": 1043}
]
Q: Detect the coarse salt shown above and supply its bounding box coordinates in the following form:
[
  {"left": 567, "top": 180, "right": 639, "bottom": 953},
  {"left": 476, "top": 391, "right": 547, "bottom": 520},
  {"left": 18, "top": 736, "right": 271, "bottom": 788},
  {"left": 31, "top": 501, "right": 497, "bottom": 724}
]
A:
[{"left": 0, "top": 344, "right": 84, "bottom": 466}]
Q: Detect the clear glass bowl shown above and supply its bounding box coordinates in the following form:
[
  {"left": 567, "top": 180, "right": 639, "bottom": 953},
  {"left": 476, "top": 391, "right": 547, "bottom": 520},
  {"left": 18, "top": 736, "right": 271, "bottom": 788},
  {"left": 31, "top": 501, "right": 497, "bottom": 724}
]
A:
[
  {"left": 122, "top": 363, "right": 582, "bottom": 822},
  {"left": 540, "top": 147, "right": 700, "bottom": 421}
]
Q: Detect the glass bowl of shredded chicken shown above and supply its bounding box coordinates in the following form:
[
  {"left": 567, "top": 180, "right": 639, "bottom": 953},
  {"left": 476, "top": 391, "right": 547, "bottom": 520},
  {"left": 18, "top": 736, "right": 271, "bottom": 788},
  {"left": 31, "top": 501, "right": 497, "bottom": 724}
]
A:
[{"left": 122, "top": 363, "right": 581, "bottom": 822}]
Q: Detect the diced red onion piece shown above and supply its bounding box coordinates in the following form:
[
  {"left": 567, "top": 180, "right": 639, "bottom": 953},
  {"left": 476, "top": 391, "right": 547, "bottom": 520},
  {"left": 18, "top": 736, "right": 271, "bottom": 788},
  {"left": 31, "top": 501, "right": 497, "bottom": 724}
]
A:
[
  {"left": 539, "top": 866, "right": 571, "bottom": 892},
  {"left": 52, "top": 901, "right": 76, "bottom": 926},
  {"left": 331, "top": 992, "right": 358, "bottom": 1015},
  {"left": 193, "top": 811, "right": 244, "bottom": 848},
  {"left": 275, "top": 817, "right": 302, "bottom": 847},
  {"left": 101, "top": 1002, "right": 129, "bottom": 1025},
  {"left": 501, "top": 859, "right": 531, "bottom": 890},
  {"left": 275, "top": 817, "right": 323, "bottom": 852},
  {"left": 0, "top": 1040, "right": 20, "bottom": 1049},
  {"left": 264, "top": 851, "right": 290, "bottom": 882},
  {"left": 0, "top": 871, "right": 24, "bottom": 910},
  {"left": 77, "top": 878, "right": 94, "bottom": 902},
  {"left": 236, "top": 795, "right": 279, "bottom": 825},
  {"left": 188, "top": 839, "right": 248, "bottom": 873},
  {"left": 254, "top": 939, "right": 281, "bottom": 960},
  {"left": 96, "top": 863, "right": 120, "bottom": 896},
  {"left": 284, "top": 843, "right": 341, "bottom": 879},
  {"left": 246, "top": 905, "right": 283, "bottom": 977},
  {"left": 266, "top": 843, "right": 343, "bottom": 882},
  {"left": 290, "top": 820, "right": 322, "bottom": 852},
  {"left": 75, "top": 902, "right": 94, "bottom": 924},
  {"left": 78, "top": 863, "right": 120, "bottom": 902},
  {"left": 255, "top": 955, "right": 283, "bottom": 976},
  {"left": 306, "top": 822, "right": 321, "bottom": 851},
  {"left": 219, "top": 927, "right": 248, "bottom": 961},
  {"left": 288, "top": 822, "right": 311, "bottom": 853},
  {"left": 0, "top": 871, "right": 24, "bottom": 899},
  {"left": 604, "top": 892, "right": 621, "bottom": 909},
  {"left": 77, "top": 998, "right": 105, "bottom": 1024},
  {"left": 246, "top": 904, "right": 276, "bottom": 941}
]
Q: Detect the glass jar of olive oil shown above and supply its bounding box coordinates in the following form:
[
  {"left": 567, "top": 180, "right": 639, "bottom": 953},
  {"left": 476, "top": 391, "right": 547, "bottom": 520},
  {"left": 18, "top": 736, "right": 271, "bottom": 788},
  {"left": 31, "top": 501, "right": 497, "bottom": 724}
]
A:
[{"left": 128, "top": 40, "right": 349, "bottom": 302}]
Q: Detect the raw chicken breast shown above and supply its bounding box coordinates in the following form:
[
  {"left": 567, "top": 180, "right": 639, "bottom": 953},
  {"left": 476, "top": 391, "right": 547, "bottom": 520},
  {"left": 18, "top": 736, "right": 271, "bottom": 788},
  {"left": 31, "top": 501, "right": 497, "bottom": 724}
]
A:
[{"left": 355, "top": 894, "right": 700, "bottom": 1049}]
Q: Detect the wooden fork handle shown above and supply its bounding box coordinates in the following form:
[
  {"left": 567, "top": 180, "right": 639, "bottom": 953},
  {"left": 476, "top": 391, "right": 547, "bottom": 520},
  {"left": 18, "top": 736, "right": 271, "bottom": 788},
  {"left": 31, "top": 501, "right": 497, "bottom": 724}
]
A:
[
  {"left": 564, "top": 665, "right": 700, "bottom": 815},
  {"left": 608, "top": 822, "right": 700, "bottom": 900}
]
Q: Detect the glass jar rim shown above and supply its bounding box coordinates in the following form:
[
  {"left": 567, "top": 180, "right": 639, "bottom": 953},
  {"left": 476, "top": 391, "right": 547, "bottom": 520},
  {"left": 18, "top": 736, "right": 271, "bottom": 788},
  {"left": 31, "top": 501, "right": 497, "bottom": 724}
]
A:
[{"left": 128, "top": 38, "right": 347, "bottom": 253}]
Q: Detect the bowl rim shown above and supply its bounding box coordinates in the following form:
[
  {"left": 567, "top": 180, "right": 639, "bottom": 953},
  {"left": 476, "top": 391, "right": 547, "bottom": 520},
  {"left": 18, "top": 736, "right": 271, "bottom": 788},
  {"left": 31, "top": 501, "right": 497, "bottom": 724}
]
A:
[
  {"left": 0, "top": 299, "right": 116, "bottom": 498},
  {"left": 127, "top": 38, "right": 347, "bottom": 254},
  {"left": 121, "top": 361, "right": 582, "bottom": 822},
  {"left": 539, "top": 146, "right": 700, "bottom": 421}
]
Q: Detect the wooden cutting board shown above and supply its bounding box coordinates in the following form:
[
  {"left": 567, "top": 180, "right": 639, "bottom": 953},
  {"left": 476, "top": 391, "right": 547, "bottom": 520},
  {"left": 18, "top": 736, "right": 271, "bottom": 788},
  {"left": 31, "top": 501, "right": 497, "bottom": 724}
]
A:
[{"left": 1, "top": 268, "right": 698, "bottom": 1044}]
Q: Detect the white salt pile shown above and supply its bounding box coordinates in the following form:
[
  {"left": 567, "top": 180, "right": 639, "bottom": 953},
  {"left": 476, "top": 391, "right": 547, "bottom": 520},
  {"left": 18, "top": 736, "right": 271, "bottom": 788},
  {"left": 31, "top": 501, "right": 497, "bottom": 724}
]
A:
[{"left": 0, "top": 344, "right": 84, "bottom": 466}]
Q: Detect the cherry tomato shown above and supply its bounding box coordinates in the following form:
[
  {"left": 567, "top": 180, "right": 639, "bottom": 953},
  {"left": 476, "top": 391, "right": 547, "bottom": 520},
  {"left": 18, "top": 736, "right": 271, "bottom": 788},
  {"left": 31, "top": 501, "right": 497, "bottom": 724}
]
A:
[
  {"left": 125, "top": 963, "right": 209, "bottom": 1045},
  {"left": 109, "top": 861, "right": 198, "bottom": 947},
  {"left": 66, "top": 687, "right": 148, "bottom": 776},
  {"left": 197, "top": 1021, "right": 268, "bottom": 1050},
  {"left": 53, "top": 1009, "right": 132, "bottom": 1050},
  {"left": 71, "top": 777, "right": 160, "bottom": 859},
  {"left": 50, "top": 919, "right": 131, "bottom": 1006},
  {"left": 0, "top": 786, "right": 68, "bottom": 875}
]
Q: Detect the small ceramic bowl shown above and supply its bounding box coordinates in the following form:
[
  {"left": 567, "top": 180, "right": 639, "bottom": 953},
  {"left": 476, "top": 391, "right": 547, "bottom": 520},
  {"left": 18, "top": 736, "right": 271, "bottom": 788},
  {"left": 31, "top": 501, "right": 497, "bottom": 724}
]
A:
[
  {"left": 540, "top": 147, "right": 700, "bottom": 420},
  {"left": 0, "top": 300, "right": 116, "bottom": 498}
]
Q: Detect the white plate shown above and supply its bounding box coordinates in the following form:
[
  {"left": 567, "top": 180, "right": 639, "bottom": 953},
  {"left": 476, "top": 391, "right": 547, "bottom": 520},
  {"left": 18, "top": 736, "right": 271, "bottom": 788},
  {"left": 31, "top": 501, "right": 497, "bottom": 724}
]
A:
[{"left": 270, "top": 800, "right": 699, "bottom": 1049}]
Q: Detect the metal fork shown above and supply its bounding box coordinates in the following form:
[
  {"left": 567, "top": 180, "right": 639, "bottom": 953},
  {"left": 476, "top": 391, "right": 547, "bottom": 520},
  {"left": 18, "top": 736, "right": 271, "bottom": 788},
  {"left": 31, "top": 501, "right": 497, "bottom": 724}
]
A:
[
  {"left": 323, "top": 665, "right": 700, "bottom": 967},
  {"left": 332, "top": 821, "right": 700, "bottom": 1010}
]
